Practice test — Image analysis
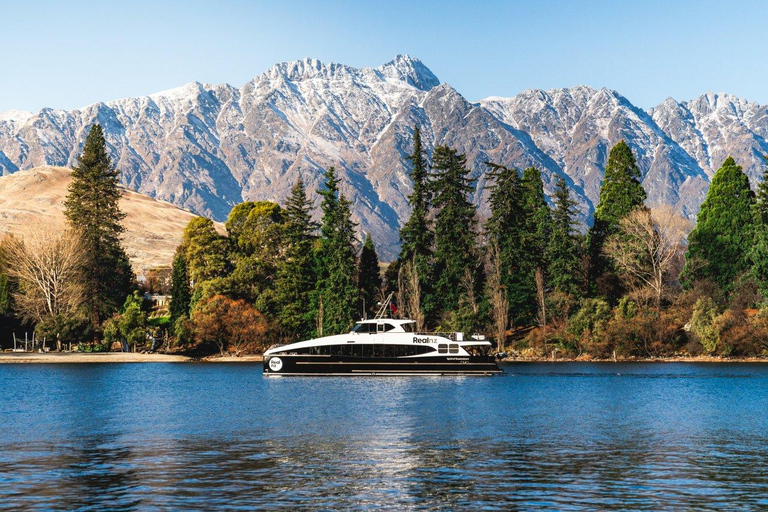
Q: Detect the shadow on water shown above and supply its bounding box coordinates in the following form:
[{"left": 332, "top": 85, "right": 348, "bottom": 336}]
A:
[{"left": 1, "top": 363, "right": 767, "bottom": 509}]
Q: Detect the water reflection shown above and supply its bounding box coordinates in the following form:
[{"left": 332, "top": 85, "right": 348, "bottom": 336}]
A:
[{"left": 0, "top": 363, "right": 767, "bottom": 509}]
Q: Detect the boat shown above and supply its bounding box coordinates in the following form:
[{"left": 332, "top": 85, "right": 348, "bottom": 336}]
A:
[{"left": 263, "top": 296, "right": 503, "bottom": 376}]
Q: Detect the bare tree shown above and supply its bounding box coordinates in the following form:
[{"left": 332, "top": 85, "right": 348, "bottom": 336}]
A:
[
  {"left": 485, "top": 239, "right": 509, "bottom": 352},
  {"left": 402, "top": 258, "right": 425, "bottom": 331},
  {"left": 2, "top": 222, "right": 86, "bottom": 344},
  {"left": 604, "top": 206, "right": 691, "bottom": 309}
]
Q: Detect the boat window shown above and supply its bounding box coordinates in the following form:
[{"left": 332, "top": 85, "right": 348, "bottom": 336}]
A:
[
  {"left": 449, "top": 344, "right": 459, "bottom": 354},
  {"left": 438, "top": 343, "right": 448, "bottom": 354},
  {"left": 401, "top": 323, "right": 414, "bottom": 333},
  {"left": 377, "top": 323, "right": 396, "bottom": 333},
  {"left": 370, "top": 344, "right": 436, "bottom": 357},
  {"left": 353, "top": 323, "right": 376, "bottom": 334}
]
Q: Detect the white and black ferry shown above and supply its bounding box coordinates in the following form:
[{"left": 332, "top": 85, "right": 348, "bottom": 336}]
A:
[{"left": 263, "top": 306, "right": 503, "bottom": 376}]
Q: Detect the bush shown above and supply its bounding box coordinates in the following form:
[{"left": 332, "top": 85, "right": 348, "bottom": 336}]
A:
[{"left": 690, "top": 297, "right": 719, "bottom": 353}]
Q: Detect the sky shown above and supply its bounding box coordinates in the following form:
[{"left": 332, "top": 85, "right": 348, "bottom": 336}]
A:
[{"left": 1, "top": 0, "right": 767, "bottom": 113}]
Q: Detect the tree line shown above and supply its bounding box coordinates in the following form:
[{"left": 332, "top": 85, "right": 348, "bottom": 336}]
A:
[{"left": 1, "top": 123, "right": 767, "bottom": 358}]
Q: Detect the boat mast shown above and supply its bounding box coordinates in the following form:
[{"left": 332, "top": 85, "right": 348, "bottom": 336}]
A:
[{"left": 374, "top": 292, "right": 395, "bottom": 319}]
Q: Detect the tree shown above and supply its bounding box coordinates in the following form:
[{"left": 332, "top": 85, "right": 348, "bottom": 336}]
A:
[
  {"left": 750, "top": 156, "right": 768, "bottom": 297},
  {"left": 104, "top": 291, "right": 147, "bottom": 352},
  {"left": 485, "top": 163, "right": 525, "bottom": 325},
  {"left": 182, "top": 217, "right": 230, "bottom": 286},
  {"left": 192, "top": 294, "right": 268, "bottom": 356},
  {"left": 431, "top": 146, "right": 478, "bottom": 317},
  {"left": 521, "top": 167, "right": 551, "bottom": 325},
  {"left": 485, "top": 238, "right": 509, "bottom": 352},
  {"left": 604, "top": 206, "right": 691, "bottom": 308},
  {"left": 398, "top": 126, "right": 434, "bottom": 320},
  {"left": 169, "top": 247, "right": 191, "bottom": 326},
  {"left": 587, "top": 140, "right": 646, "bottom": 299},
  {"left": 358, "top": 233, "right": 381, "bottom": 318},
  {"left": 274, "top": 177, "right": 318, "bottom": 340},
  {"left": 314, "top": 167, "right": 358, "bottom": 335},
  {"left": 2, "top": 223, "right": 87, "bottom": 345},
  {"left": 546, "top": 177, "right": 583, "bottom": 297},
  {"left": 682, "top": 157, "right": 756, "bottom": 292},
  {"left": 63, "top": 123, "right": 133, "bottom": 328},
  {"left": 226, "top": 201, "right": 285, "bottom": 311}
]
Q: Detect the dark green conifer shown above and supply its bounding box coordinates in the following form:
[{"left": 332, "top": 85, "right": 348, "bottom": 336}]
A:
[
  {"left": 521, "top": 167, "right": 551, "bottom": 323},
  {"left": 64, "top": 124, "right": 133, "bottom": 328},
  {"left": 397, "top": 126, "right": 435, "bottom": 319},
  {"left": 587, "top": 140, "right": 646, "bottom": 299},
  {"left": 751, "top": 156, "right": 768, "bottom": 297},
  {"left": 315, "top": 168, "right": 359, "bottom": 335},
  {"left": 358, "top": 233, "right": 382, "bottom": 318},
  {"left": 485, "top": 163, "right": 527, "bottom": 324},
  {"left": 431, "top": 146, "right": 478, "bottom": 316},
  {"left": 683, "top": 157, "right": 756, "bottom": 292},
  {"left": 169, "top": 247, "right": 191, "bottom": 326},
  {"left": 275, "top": 177, "right": 318, "bottom": 339},
  {"left": 547, "top": 177, "right": 584, "bottom": 296}
]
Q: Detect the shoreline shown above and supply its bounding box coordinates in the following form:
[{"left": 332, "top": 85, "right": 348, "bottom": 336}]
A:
[
  {"left": 0, "top": 352, "right": 765, "bottom": 364},
  {"left": 503, "top": 355, "right": 768, "bottom": 363},
  {"left": 0, "top": 352, "right": 264, "bottom": 364}
]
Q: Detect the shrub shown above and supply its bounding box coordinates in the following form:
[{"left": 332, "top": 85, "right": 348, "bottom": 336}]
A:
[{"left": 690, "top": 297, "right": 719, "bottom": 353}]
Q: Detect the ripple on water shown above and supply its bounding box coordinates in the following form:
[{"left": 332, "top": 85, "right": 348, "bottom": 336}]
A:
[{"left": 0, "top": 362, "right": 767, "bottom": 509}]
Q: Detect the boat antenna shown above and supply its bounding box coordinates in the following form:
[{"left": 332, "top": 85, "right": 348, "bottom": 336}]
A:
[{"left": 374, "top": 292, "right": 395, "bottom": 319}]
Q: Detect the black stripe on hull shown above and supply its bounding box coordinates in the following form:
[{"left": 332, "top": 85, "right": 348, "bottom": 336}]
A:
[{"left": 263, "top": 355, "right": 503, "bottom": 376}]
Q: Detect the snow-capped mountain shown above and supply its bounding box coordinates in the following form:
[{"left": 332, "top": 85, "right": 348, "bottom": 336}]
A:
[{"left": 0, "top": 55, "right": 766, "bottom": 260}]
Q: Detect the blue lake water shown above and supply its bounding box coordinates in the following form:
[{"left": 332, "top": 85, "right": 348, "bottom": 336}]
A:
[{"left": 0, "top": 362, "right": 767, "bottom": 510}]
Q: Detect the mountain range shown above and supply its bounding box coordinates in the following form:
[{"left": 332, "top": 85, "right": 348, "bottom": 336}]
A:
[{"left": 1, "top": 55, "right": 767, "bottom": 260}]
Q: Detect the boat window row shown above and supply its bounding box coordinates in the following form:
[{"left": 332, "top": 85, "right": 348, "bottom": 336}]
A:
[
  {"left": 278, "top": 344, "right": 437, "bottom": 357},
  {"left": 438, "top": 344, "right": 460, "bottom": 354}
]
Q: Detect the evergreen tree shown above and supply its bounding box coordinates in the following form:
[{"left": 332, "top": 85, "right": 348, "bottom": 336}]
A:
[
  {"left": 485, "top": 163, "right": 527, "bottom": 324},
  {"left": 274, "top": 177, "right": 318, "bottom": 339},
  {"left": 521, "top": 167, "right": 551, "bottom": 324},
  {"left": 397, "top": 126, "right": 435, "bottom": 319},
  {"left": 64, "top": 124, "right": 133, "bottom": 328},
  {"left": 431, "top": 146, "right": 478, "bottom": 317},
  {"left": 683, "top": 157, "right": 756, "bottom": 292},
  {"left": 587, "top": 140, "right": 646, "bottom": 299},
  {"left": 315, "top": 167, "right": 359, "bottom": 335},
  {"left": 169, "top": 247, "right": 191, "bottom": 326},
  {"left": 751, "top": 156, "right": 768, "bottom": 297},
  {"left": 547, "top": 177, "right": 583, "bottom": 296},
  {"left": 358, "top": 233, "right": 382, "bottom": 318}
]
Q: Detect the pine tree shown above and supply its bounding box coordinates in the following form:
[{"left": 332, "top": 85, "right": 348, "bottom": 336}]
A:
[
  {"left": 358, "top": 233, "right": 382, "bottom": 318},
  {"left": 274, "top": 177, "right": 318, "bottom": 339},
  {"left": 547, "top": 177, "right": 583, "bottom": 297},
  {"left": 521, "top": 167, "right": 551, "bottom": 324},
  {"left": 431, "top": 146, "right": 478, "bottom": 317},
  {"left": 587, "top": 140, "right": 646, "bottom": 299},
  {"left": 751, "top": 156, "right": 768, "bottom": 297},
  {"left": 169, "top": 247, "right": 191, "bottom": 326},
  {"left": 63, "top": 124, "right": 133, "bottom": 328},
  {"left": 485, "top": 163, "right": 527, "bottom": 324},
  {"left": 683, "top": 157, "right": 756, "bottom": 292},
  {"left": 315, "top": 167, "right": 359, "bottom": 335},
  {"left": 397, "top": 126, "right": 435, "bottom": 319}
]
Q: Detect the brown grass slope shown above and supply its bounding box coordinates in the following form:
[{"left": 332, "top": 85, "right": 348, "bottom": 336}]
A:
[{"left": 0, "top": 166, "right": 224, "bottom": 272}]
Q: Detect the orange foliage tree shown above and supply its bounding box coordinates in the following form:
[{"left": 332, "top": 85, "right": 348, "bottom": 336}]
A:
[{"left": 192, "top": 294, "right": 268, "bottom": 356}]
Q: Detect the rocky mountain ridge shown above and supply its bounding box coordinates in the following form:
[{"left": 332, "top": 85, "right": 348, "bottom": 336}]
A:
[{"left": 1, "top": 55, "right": 766, "bottom": 260}]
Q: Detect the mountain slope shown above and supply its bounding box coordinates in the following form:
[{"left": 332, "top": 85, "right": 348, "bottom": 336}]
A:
[
  {"left": 1, "top": 56, "right": 767, "bottom": 260},
  {"left": 0, "top": 166, "right": 224, "bottom": 272}
]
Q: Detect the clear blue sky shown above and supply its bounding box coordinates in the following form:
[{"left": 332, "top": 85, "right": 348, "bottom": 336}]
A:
[{"left": 1, "top": 0, "right": 766, "bottom": 113}]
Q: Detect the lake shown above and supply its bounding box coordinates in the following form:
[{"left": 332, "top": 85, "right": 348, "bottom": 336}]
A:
[{"left": 0, "top": 363, "right": 766, "bottom": 510}]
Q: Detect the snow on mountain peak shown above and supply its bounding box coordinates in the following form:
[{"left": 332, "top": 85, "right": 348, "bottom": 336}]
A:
[
  {"left": 0, "top": 109, "right": 33, "bottom": 122},
  {"left": 377, "top": 54, "right": 440, "bottom": 91}
]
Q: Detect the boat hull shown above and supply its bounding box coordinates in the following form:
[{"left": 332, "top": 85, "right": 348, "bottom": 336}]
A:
[{"left": 263, "top": 355, "right": 503, "bottom": 376}]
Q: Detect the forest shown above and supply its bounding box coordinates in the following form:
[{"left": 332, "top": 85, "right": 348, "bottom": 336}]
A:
[{"left": 1, "top": 124, "right": 767, "bottom": 359}]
